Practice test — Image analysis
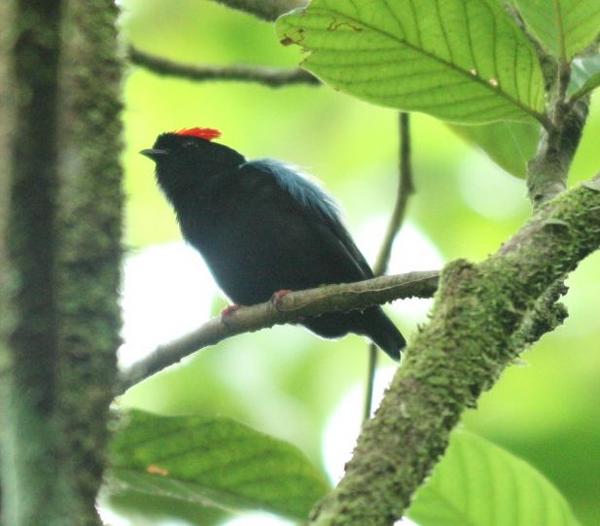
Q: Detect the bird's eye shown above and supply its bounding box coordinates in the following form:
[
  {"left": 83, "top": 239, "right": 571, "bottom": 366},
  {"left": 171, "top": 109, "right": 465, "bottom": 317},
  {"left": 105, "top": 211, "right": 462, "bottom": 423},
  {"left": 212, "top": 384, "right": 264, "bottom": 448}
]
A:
[{"left": 182, "top": 140, "right": 196, "bottom": 149}]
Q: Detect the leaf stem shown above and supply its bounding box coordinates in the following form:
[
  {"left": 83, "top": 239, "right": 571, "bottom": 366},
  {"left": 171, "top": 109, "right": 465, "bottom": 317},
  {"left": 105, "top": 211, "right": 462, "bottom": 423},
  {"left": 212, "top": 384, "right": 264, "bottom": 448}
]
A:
[{"left": 363, "top": 112, "right": 414, "bottom": 421}]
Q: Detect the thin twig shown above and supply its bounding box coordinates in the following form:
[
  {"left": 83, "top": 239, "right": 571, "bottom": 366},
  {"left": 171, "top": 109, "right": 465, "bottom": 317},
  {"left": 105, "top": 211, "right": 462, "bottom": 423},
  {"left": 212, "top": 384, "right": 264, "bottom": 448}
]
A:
[
  {"left": 363, "top": 112, "right": 414, "bottom": 421},
  {"left": 120, "top": 271, "right": 439, "bottom": 391},
  {"left": 211, "top": 0, "right": 307, "bottom": 21},
  {"left": 127, "top": 45, "right": 319, "bottom": 87},
  {"left": 374, "top": 114, "right": 415, "bottom": 273}
]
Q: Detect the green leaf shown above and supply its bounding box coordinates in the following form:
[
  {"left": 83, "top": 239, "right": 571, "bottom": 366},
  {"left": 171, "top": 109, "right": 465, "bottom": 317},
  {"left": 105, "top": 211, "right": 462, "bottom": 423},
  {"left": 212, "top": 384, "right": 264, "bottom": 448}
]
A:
[
  {"left": 101, "top": 485, "right": 228, "bottom": 526},
  {"left": 568, "top": 55, "right": 600, "bottom": 100},
  {"left": 106, "top": 410, "right": 329, "bottom": 521},
  {"left": 407, "top": 430, "right": 581, "bottom": 526},
  {"left": 450, "top": 121, "right": 540, "bottom": 177},
  {"left": 513, "top": 0, "right": 600, "bottom": 60},
  {"left": 277, "top": 0, "right": 546, "bottom": 124}
]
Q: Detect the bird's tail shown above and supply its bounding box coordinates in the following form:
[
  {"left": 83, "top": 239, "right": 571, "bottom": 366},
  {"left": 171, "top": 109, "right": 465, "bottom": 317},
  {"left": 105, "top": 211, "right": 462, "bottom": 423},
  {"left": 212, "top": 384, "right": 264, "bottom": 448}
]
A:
[{"left": 362, "top": 307, "right": 406, "bottom": 361}]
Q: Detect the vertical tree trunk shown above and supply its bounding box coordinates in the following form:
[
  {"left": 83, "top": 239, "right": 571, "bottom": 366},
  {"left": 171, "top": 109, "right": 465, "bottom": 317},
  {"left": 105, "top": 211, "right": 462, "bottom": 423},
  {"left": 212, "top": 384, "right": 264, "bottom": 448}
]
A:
[
  {"left": 0, "top": 1, "right": 123, "bottom": 524},
  {"left": 0, "top": 0, "right": 11, "bottom": 516},
  {"left": 1, "top": 1, "right": 66, "bottom": 523}
]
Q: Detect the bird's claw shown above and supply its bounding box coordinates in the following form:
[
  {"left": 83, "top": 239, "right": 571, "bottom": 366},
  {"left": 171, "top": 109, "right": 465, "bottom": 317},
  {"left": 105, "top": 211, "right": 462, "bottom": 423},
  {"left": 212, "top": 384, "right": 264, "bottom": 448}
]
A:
[
  {"left": 271, "top": 289, "right": 292, "bottom": 310},
  {"left": 221, "top": 304, "right": 241, "bottom": 318}
]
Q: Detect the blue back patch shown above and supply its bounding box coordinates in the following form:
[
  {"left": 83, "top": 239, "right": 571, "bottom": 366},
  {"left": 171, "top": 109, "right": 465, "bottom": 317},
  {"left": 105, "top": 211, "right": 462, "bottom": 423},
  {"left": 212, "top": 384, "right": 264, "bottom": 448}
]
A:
[{"left": 243, "top": 158, "right": 341, "bottom": 224}]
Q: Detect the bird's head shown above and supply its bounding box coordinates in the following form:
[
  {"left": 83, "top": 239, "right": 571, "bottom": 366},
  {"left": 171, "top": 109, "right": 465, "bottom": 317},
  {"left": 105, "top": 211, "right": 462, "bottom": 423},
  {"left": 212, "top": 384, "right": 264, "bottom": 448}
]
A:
[{"left": 141, "top": 127, "right": 245, "bottom": 195}]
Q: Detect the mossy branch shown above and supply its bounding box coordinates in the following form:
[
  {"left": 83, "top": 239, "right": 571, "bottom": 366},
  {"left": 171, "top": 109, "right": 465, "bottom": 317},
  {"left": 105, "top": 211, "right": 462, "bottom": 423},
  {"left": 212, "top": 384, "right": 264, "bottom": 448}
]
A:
[{"left": 310, "top": 174, "right": 600, "bottom": 526}]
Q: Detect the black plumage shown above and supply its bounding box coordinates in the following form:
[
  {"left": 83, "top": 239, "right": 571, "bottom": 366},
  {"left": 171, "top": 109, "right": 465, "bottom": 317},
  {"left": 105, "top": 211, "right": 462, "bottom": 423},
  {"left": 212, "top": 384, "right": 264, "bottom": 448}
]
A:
[{"left": 141, "top": 127, "right": 405, "bottom": 359}]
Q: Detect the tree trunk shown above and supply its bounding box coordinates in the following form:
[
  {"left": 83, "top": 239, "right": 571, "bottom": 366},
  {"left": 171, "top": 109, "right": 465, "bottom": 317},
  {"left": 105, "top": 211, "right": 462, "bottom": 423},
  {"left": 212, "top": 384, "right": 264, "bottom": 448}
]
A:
[{"left": 0, "top": 1, "right": 123, "bottom": 524}]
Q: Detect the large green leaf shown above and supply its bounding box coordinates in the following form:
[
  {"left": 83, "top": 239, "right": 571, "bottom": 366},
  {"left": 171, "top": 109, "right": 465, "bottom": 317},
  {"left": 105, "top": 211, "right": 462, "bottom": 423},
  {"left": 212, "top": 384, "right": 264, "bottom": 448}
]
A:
[
  {"left": 513, "top": 0, "right": 600, "bottom": 60},
  {"left": 407, "top": 430, "right": 581, "bottom": 526},
  {"left": 105, "top": 410, "right": 329, "bottom": 522},
  {"left": 277, "top": 0, "right": 546, "bottom": 124},
  {"left": 450, "top": 121, "right": 540, "bottom": 177}
]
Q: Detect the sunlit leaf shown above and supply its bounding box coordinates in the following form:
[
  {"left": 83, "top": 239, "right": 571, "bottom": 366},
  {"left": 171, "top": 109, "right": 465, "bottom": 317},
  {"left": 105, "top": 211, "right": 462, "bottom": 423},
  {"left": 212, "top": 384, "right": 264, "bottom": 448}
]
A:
[
  {"left": 407, "top": 430, "right": 581, "bottom": 526},
  {"left": 277, "top": 0, "right": 546, "bottom": 124},
  {"left": 513, "top": 0, "right": 600, "bottom": 60},
  {"left": 106, "top": 410, "right": 329, "bottom": 521},
  {"left": 568, "top": 55, "right": 600, "bottom": 100},
  {"left": 450, "top": 121, "right": 540, "bottom": 177}
]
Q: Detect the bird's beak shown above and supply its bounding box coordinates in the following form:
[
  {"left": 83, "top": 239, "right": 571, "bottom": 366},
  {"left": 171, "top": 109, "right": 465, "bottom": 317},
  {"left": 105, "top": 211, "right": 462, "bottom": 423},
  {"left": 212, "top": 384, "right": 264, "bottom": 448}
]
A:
[{"left": 140, "top": 148, "right": 168, "bottom": 161}]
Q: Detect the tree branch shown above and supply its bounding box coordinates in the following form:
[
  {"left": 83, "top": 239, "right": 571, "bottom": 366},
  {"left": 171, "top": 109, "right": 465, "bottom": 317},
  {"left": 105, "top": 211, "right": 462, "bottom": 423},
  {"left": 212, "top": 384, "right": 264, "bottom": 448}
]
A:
[
  {"left": 128, "top": 45, "right": 319, "bottom": 87},
  {"left": 211, "top": 0, "right": 307, "bottom": 21},
  {"left": 309, "top": 174, "right": 600, "bottom": 525},
  {"left": 120, "top": 271, "right": 440, "bottom": 391},
  {"left": 364, "top": 112, "right": 414, "bottom": 420},
  {"left": 526, "top": 38, "right": 589, "bottom": 208}
]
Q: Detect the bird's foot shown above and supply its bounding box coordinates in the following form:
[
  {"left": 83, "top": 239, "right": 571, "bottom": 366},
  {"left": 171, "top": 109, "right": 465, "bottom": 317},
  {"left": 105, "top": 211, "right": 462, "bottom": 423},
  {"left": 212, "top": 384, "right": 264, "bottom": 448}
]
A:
[
  {"left": 221, "top": 304, "right": 241, "bottom": 318},
  {"left": 271, "top": 289, "right": 292, "bottom": 310}
]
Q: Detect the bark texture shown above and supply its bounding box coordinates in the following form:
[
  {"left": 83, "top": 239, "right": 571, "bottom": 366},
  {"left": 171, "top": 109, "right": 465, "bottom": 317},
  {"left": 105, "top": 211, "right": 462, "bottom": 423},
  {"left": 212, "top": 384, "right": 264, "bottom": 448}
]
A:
[
  {"left": 0, "top": 1, "right": 123, "bottom": 524},
  {"left": 310, "top": 175, "right": 600, "bottom": 525},
  {"left": 55, "top": 1, "right": 123, "bottom": 520},
  {"left": 1, "top": 1, "right": 66, "bottom": 523}
]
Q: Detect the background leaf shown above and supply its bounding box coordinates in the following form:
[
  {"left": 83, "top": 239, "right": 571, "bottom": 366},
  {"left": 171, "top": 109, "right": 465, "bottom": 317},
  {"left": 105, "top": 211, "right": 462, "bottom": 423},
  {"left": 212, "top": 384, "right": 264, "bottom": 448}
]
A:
[
  {"left": 513, "top": 0, "right": 600, "bottom": 60},
  {"left": 568, "top": 56, "right": 600, "bottom": 100},
  {"left": 277, "top": 0, "right": 546, "bottom": 124},
  {"left": 100, "top": 485, "right": 227, "bottom": 526},
  {"left": 407, "top": 430, "right": 581, "bottom": 526},
  {"left": 106, "top": 410, "right": 329, "bottom": 522},
  {"left": 450, "top": 121, "right": 540, "bottom": 178}
]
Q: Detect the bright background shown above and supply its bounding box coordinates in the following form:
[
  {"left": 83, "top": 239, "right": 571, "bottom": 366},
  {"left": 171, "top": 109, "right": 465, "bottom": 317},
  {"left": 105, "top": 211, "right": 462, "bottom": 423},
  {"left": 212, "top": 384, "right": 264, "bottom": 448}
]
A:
[{"left": 115, "top": 1, "right": 600, "bottom": 524}]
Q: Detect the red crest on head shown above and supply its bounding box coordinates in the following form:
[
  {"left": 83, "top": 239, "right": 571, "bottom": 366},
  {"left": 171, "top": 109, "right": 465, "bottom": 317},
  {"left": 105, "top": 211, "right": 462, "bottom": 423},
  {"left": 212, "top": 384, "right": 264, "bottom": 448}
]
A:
[{"left": 175, "top": 127, "right": 221, "bottom": 141}]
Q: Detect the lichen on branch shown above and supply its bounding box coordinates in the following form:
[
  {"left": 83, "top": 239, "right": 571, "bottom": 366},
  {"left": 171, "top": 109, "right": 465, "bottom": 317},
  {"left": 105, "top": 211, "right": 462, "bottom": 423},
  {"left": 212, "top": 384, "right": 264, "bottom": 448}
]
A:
[{"left": 310, "top": 174, "right": 600, "bottom": 526}]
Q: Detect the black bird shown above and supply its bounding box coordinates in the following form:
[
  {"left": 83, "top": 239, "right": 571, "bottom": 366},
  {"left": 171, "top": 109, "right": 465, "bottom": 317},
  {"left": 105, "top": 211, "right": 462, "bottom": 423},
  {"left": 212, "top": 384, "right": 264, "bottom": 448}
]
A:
[{"left": 141, "top": 127, "right": 405, "bottom": 359}]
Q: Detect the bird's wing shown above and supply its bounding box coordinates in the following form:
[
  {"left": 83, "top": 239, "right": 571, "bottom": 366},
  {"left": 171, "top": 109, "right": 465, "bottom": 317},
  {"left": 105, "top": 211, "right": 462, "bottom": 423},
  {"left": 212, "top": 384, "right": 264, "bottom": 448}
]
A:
[{"left": 241, "top": 159, "right": 374, "bottom": 280}]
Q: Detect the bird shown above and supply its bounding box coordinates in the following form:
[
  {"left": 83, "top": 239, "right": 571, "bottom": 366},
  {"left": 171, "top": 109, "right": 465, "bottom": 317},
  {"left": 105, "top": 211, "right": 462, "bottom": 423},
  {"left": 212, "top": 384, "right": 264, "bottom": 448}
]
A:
[{"left": 141, "top": 127, "right": 405, "bottom": 359}]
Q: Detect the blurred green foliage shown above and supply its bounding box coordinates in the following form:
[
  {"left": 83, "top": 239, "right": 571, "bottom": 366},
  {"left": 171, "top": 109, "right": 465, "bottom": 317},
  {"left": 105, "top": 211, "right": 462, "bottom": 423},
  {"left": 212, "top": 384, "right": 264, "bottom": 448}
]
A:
[
  {"left": 106, "top": 410, "right": 329, "bottom": 522},
  {"left": 119, "top": 1, "right": 600, "bottom": 524},
  {"left": 408, "top": 430, "right": 580, "bottom": 526}
]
